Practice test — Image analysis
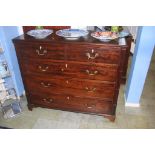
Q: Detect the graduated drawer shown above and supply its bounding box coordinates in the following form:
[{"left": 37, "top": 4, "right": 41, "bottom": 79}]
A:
[
  {"left": 66, "top": 45, "right": 121, "bottom": 64},
  {"left": 24, "top": 75, "right": 116, "bottom": 99},
  {"left": 17, "top": 43, "right": 66, "bottom": 60},
  {"left": 21, "top": 59, "right": 119, "bottom": 82},
  {"left": 28, "top": 93, "right": 115, "bottom": 115}
]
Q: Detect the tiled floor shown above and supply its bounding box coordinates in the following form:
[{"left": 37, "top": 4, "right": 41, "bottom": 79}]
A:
[{"left": 0, "top": 52, "right": 155, "bottom": 129}]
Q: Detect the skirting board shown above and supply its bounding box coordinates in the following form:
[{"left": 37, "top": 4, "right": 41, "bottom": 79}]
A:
[{"left": 124, "top": 94, "right": 140, "bottom": 107}]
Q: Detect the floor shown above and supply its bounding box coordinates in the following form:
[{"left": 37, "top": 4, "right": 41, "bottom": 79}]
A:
[{"left": 0, "top": 52, "right": 155, "bottom": 129}]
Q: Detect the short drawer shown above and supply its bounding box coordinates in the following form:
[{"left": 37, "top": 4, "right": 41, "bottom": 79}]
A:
[
  {"left": 28, "top": 93, "right": 115, "bottom": 115},
  {"left": 21, "top": 59, "right": 119, "bottom": 82},
  {"left": 66, "top": 45, "right": 121, "bottom": 64},
  {"left": 24, "top": 75, "right": 116, "bottom": 99},
  {"left": 21, "top": 59, "right": 65, "bottom": 76},
  {"left": 17, "top": 43, "right": 66, "bottom": 60}
]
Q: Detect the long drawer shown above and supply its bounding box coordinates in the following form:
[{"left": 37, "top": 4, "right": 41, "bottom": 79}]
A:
[
  {"left": 21, "top": 59, "right": 119, "bottom": 82},
  {"left": 24, "top": 75, "right": 116, "bottom": 99},
  {"left": 66, "top": 45, "right": 121, "bottom": 64},
  {"left": 17, "top": 43, "right": 66, "bottom": 60},
  {"left": 28, "top": 93, "right": 115, "bottom": 115},
  {"left": 17, "top": 43, "right": 121, "bottom": 64}
]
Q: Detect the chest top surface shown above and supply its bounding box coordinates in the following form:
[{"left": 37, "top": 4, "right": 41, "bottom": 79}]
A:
[{"left": 13, "top": 30, "right": 128, "bottom": 47}]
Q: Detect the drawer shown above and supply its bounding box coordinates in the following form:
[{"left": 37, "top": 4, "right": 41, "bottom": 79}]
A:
[
  {"left": 28, "top": 93, "right": 115, "bottom": 115},
  {"left": 63, "top": 62, "right": 119, "bottom": 82},
  {"left": 18, "top": 43, "right": 66, "bottom": 60},
  {"left": 66, "top": 45, "right": 121, "bottom": 64},
  {"left": 24, "top": 75, "right": 116, "bottom": 99},
  {"left": 21, "top": 59, "right": 119, "bottom": 82},
  {"left": 21, "top": 59, "right": 65, "bottom": 76}
]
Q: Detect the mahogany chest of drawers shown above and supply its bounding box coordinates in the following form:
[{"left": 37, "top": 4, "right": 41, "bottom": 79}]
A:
[{"left": 13, "top": 31, "right": 131, "bottom": 121}]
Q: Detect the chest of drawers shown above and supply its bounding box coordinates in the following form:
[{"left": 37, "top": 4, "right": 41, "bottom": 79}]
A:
[{"left": 13, "top": 31, "right": 131, "bottom": 121}]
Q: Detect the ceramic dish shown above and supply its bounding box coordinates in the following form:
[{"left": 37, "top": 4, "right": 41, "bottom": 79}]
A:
[
  {"left": 56, "top": 29, "right": 89, "bottom": 40},
  {"left": 91, "top": 31, "right": 130, "bottom": 42},
  {"left": 91, "top": 31, "right": 118, "bottom": 42},
  {"left": 27, "top": 29, "right": 53, "bottom": 39}
]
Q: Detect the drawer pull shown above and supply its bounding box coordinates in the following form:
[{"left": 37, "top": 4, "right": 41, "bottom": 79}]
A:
[
  {"left": 85, "top": 87, "right": 96, "bottom": 92},
  {"left": 41, "top": 82, "right": 51, "bottom": 87},
  {"left": 87, "top": 106, "right": 93, "bottom": 109},
  {"left": 86, "top": 70, "right": 98, "bottom": 76},
  {"left": 65, "top": 80, "right": 69, "bottom": 84},
  {"left": 61, "top": 68, "right": 64, "bottom": 72},
  {"left": 38, "top": 66, "right": 49, "bottom": 72},
  {"left": 36, "top": 48, "right": 47, "bottom": 56},
  {"left": 85, "top": 52, "right": 99, "bottom": 60},
  {"left": 86, "top": 103, "right": 95, "bottom": 109},
  {"left": 43, "top": 98, "right": 53, "bottom": 103},
  {"left": 66, "top": 96, "right": 70, "bottom": 100}
]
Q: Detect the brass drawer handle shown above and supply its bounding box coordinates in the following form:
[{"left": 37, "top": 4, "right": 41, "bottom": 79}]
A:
[
  {"left": 86, "top": 70, "right": 98, "bottom": 76},
  {"left": 43, "top": 98, "right": 53, "bottom": 103},
  {"left": 36, "top": 46, "right": 47, "bottom": 56},
  {"left": 85, "top": 87, "right": 96, "bottom": 92},
  {"left": 87, "top": 106, "right": 93, "bottom": 109},
  {"left": 85, "top": 103, "right": 95, "bottom": 109},
  {"left": 65, "top": 80, "right": 69, "bottom": 84},
  {"left": 38, "top": 66, "right": 49, "bottom": 72},
  {"left": 66, "top": 96, "right": 70, "bottom": 100},
  {"left": 41, "top": 82, "right": 51, "bottom": 87},
  {"left": 36, "top": 49, "right": 47, "bottom": 55},
  {"left": 85, "top": 52, "right": 99, "bottom": 60}
]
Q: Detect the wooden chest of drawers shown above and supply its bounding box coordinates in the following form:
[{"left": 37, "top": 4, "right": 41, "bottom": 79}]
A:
[{"left": 13, "top": 31, "right": 131, "bottom": 121}]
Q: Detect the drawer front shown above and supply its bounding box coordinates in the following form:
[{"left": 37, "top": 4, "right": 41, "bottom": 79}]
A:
[
  {"left": 67, "top": 45, "right": 121, "bottom": 64},
  {"left": 21, "top": 59, "right": 119, "bottom": 82},
  {"left": 22, "top": 59, "right": 65, "bottom": 76},
  {"left": 28, "top": 93, "right": 115, "bottom": 115},
  {"left": 61, "top": 62, "right": 119, "bottom": 82},
  {"left": 24, "top": 75, "right": 116, "bottom": 99},
  {"left": 18, "top": 43, "right": 66, "bottom": 60}
]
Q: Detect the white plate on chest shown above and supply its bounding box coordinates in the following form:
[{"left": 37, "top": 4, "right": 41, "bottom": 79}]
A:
[{"left": 56, "top": 29, "right": 89, "bottom": 40}]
